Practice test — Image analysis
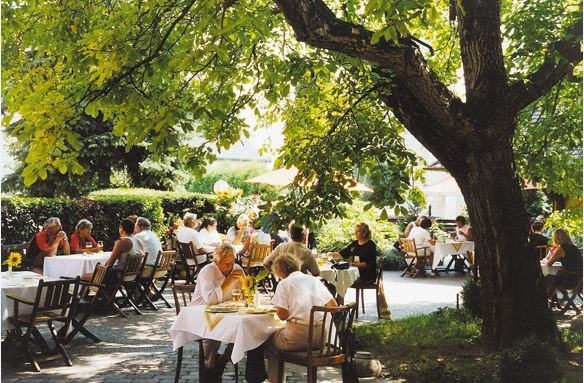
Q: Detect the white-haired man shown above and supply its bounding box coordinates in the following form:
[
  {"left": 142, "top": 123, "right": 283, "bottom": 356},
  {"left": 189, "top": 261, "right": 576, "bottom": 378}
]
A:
[
  {"left": 134, "top": 217, "right": 163, "bottom": 276},
  {"left": 191, "top": 244, "right": 265, "bottom": 382}
]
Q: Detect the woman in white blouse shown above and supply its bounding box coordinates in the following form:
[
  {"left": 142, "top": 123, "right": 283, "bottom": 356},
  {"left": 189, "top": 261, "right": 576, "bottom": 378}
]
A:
[
  {"left": 198, "top": 217, "right": 222, "bottom": 253},
  {"left": 266, "top": 254, "right": 337, "bottom": 382}
]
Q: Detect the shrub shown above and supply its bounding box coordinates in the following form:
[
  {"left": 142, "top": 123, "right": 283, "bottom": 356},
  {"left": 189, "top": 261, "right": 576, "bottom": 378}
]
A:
[
  {"left": 314, "top": 200, "right": 401, "bottom": 255},
  {"left": 380, "top": 247, "right": 406, "bottom": 271},
  {"left": 461, "top": 278, "right": 482, "bottom": 318},
  {"left": 544, "top": 208, "right": 583, "bottom": 247},
  {"left": 496, "top": 337, "right": 562, "bottom": 383},
  {"left": 2, "top": 188, "right": 220, "bottom": 250}
]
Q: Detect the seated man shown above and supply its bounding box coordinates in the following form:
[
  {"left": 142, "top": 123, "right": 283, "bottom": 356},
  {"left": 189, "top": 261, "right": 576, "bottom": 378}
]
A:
[
  {"left": 190, "top": 244, "right": 265, "bottom": 383},
  {"left": 26, "top": 217, "right": 71, "bottom": 274},
  {"left": 134, "top": 217, "right": 163, "bottom": 277},
  {"left": 264, "top": 223, "right": 319, "bottom": 276}
]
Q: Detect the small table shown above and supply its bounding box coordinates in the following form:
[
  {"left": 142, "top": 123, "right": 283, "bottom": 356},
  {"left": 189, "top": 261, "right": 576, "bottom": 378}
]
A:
[
  {"left": 169, "top": 304, "right": 283, "bottom": 364},
  {"left": 541, "top": 261, "right": 562, "bottom": 276},
  {"left": 1, "top": 271, "right": 60, "bottom": 330},
  {"left": 432, "top": 241, "right": 475, "bottom": 270},
  {"left": 43, "top": 252, "right": 111, "bottom": 279},
  {"left": 319, "top": 263, "right": 361, "bottom": 298}
]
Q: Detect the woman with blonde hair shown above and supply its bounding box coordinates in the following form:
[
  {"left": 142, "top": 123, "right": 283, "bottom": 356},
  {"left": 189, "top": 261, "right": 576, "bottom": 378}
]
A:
[
  {"left": 70, "top": 219, "right": 98, "bottom": 253},
  {"left": 543, "top": 228, "right": 582, "bottom": 298},
  {"left": 226, "top": 214, "right": 253, "bottom": 245}
]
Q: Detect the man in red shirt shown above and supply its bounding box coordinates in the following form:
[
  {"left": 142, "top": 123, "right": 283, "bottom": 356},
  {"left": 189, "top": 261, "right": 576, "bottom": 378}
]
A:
[{"left": 27, "top": 217, "right": 71, "bottom": 273}]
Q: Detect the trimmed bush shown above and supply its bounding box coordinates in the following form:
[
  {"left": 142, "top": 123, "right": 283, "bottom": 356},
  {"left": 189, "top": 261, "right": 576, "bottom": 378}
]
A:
[
  {"left": 2, "top": 188, "right": 219, "bottom": 251},
  {"left": 496, "top": 336, "right": 562, "bottom": 383}
]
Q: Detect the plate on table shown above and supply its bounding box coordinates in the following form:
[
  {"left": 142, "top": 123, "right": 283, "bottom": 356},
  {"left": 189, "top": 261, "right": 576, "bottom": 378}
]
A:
[
  {"left": 206, "top": 306, "right": 238, "bottom": 313},
  {"left": 242, "top": 307, "right": 276, "bottom": 314}
]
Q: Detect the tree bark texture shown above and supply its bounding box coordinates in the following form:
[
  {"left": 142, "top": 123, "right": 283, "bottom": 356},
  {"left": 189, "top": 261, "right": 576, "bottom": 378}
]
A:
[{"left": 273, "top": 0, "right": 580, "bottom": 347}]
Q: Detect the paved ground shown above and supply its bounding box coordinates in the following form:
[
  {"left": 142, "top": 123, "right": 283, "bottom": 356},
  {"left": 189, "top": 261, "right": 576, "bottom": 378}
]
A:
[{"left": 1, "top": 270, "right": 470, "bottom": 382}]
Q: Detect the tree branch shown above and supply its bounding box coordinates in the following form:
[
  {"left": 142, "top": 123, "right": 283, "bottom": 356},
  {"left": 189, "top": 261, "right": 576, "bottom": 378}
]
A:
[
  {"left": 506, "top": 19, "right": 582, "bottom": 112},
  {"left": 272, "top": 0, "right": 462, "bottom": 132}
]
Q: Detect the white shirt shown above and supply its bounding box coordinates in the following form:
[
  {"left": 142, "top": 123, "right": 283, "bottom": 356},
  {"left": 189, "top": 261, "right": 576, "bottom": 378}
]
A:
[
  {"left": 198, "top": 227, "right": 222, "bottom": 253},
  {"left": 134, "top": 230, "right": 163, "bottom": 266},
  {"left": 271, "top": 271, "right": 333, "bottom": 322},
  {"left": 176, "top": 225, "right": 207, "bottom": 264},
  {"left": 456, "top": 224, "right": 471, "bottom": 241},
  {"left": 190, "top": 262, "right": 243, "bottom": 306},
  {"left": 408, "top": 226, "right": 432, "bottom": 248}
]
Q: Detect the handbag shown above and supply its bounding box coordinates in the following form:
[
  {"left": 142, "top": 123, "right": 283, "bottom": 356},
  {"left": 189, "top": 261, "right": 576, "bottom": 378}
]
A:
[{"left": 332, "top": 261, "right": 350, "bottom": 270}]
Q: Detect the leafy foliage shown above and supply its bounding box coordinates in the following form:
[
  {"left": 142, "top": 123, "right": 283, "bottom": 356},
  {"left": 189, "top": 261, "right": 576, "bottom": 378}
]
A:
[
  {"left": 461, "top": 278, "right": 482, "bottom": 318},
  {"left": 1, "top": 189, "right": 219, "bottom": 249},
  {"left": 522, "top": 190, "right": 552, "bottom": 219},
  {"left": 543, "top": 208, "right": 583, "bottom": 247},
  {"left": 496, "top": 337, "right": 562, "bottom": 383}
]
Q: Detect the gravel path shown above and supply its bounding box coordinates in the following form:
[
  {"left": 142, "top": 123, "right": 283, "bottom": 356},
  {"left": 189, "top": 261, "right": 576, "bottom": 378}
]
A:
[{"left": 1, "top": 270, "right": 469, "bottom": 382}]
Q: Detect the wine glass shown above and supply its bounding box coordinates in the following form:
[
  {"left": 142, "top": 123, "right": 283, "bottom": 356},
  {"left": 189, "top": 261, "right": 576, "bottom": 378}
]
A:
[{"left": 231, "top": 288, "right": 242, "bottom": 307}]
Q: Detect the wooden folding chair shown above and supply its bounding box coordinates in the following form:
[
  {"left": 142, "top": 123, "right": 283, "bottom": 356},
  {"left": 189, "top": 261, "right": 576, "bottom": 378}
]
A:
[
  {"left": 172, "top": 284, "right": 239, "bottom": 383},
  {"left": 242, "top": 243, "right": 271, "bottom": 276},
  {"left": 102, "top": 254, "right": 147, "bottom": 317},
  {"left": 399, "top": 238, "right": 430, "bottom": 278},
  {"left": 268, "top": 302, "right": 358, "bottom": 383},
  {"left": 555, "top": 271, "right": 583, "bottom": 315},
  {"left": 138, "top": 250, "right": 175, "bottom": 310},
  {"left": 7, "top": 277, "right": 81, "bottom": 371},
  {"left": 177, "top": 242, "right": 210, "bottom": 283},
  {"left": 62, "top": 264, "right": 108, "bottom": 344}
]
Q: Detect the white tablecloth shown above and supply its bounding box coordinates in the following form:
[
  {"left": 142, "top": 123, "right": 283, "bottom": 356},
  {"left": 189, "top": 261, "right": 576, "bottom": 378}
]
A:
[
  {"left": 1, "top": 271, "right": 60, "bottom": 330},
  {"left": 541, "top": 261, "right": 562, "bottom": 276},
  {"left": 319, "top": 264, "right": 361, "bottom": 298},
  {"left": 43, "top": 252, "right": 111, "bottom": 279},
  {"left": 169, "top": 304, "right": 283, "bottom": 363},
  {"left": 432, "top": 241, "right": 475, "bottom": 269}
]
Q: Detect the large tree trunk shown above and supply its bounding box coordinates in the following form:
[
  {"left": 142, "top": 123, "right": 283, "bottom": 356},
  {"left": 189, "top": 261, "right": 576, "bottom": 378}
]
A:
[{"left": 455, "top": 136, "right": 560, "bottom": 346}]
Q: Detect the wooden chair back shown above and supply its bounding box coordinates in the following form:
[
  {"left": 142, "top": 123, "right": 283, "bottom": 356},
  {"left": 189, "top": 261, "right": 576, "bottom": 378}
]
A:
[
  {"left": 244, "top": 244, "right": 272, "bottom": 274},
  {"left": 172, "top": 283, "right": 197, "bottom": 315},
  {"left": 31, "top": 278, "right": 81, "bottom": 318},
  {"left": 121, "top": 254, "right": 147, "bottom": 282},
  {"left": 153, "top": 250, "right": 177, "bottom": 280},
  {"left": 88, "top": 264, "right": 108, "bottom": 294},
  {"left": 535, "top": 245, "right": 548, "bottom": 260},
  {"left": 307, "top": 302, "right": 357, "bottom": 363},
  {"left": 399, "top": 238, "right": 418, "bottom": 257}
]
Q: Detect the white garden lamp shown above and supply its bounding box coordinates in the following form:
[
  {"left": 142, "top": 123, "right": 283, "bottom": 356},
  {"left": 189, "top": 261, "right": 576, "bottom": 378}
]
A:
[{"left": 213, "top": 179, "right": 230, "bottom": 194}]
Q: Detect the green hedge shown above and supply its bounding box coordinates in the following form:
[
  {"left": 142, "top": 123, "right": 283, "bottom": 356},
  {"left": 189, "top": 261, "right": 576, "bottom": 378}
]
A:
[{"left": 2, "top": 188, "right": 219, "bottom": 251}]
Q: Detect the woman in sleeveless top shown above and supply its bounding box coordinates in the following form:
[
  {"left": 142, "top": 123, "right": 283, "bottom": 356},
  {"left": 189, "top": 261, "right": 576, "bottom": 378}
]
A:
[
  {"left": 82, "top": 218, "right": 144, "bottom": 282},
  {"left": 543, "top": 229, "right": 583, "bottom": 297}
]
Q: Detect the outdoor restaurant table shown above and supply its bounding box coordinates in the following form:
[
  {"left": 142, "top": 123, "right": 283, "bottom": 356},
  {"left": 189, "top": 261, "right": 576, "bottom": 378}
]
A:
[
  {"left": 43, "top": 252, "right": 111, "bottom": 279},
  {"left": 1, "top": 271, "right": 60, "bottom": 330},
  {"left": 432, "top": 241, "right": 475, "bottom": 270},
  {"left": 319, "top": 263, "right": 361, "bottom": 298},
  {"left": 169, "top": 303, "right": 284, "bottom": 364},
  {"left": 541, "top": 261, "right": 562, "bottom": 276}
]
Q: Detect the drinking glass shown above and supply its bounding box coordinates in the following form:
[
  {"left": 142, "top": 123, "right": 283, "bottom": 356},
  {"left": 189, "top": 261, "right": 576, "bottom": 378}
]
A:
[
  {"left": 97, "top": 241, "right": 104, "bottom": 252},
  {"left": 231, "top": 288, "right": 242, "bottom": 306},
  {"left": 85, "top": 242, "right": 93, "bottom": 254}
]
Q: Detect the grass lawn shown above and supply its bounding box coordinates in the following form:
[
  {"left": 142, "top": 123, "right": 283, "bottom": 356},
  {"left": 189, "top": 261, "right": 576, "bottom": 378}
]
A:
[{"left": 354, "top": 308, "right": 583, "bottom": 382}]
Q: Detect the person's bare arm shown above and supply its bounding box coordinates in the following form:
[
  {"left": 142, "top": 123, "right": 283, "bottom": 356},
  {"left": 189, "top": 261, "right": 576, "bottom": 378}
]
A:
[
  {"left": 545, "top": 247, "right": 564, "bottom": 266},
  {"left": 324, "top": 297, "right": 338, "bottom": 308},
  {"left": 105, "top": 238, "right": 131, "bottom": 267},
  {"left": 403, "top": 222, "right": 414, "bottom": 238}
]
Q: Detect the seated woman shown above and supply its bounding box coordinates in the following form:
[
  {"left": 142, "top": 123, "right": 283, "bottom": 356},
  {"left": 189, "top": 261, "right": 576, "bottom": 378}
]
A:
[
  {"left": 198, "top": 217, "right": 222, "bottom": 253},
  {"left": 543, "top": 228, "right": 583, "bottom": 299},
  {"left": 70, "top": 219, "right": 98, "bottom": 254},
  {"left": 226, "top": 214, "right": 253, "bottom": 246},
  {"left": 266, "top": 254, "right": 337, "bottom": 382},
  {"left": 25, "top": 217, "right": 71, "bottom": 274},
  {"left": 82, "top": 218, "right": 144, "bottom": 283},
  {"left": 329, "top": 222, "right": 377, "bottom": 284}
]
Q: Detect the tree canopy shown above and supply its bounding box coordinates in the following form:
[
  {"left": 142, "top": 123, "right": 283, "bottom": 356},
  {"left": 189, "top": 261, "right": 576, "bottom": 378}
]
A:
[{"left": 2, "top": 0, "right": 582, "bottom": 348}]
